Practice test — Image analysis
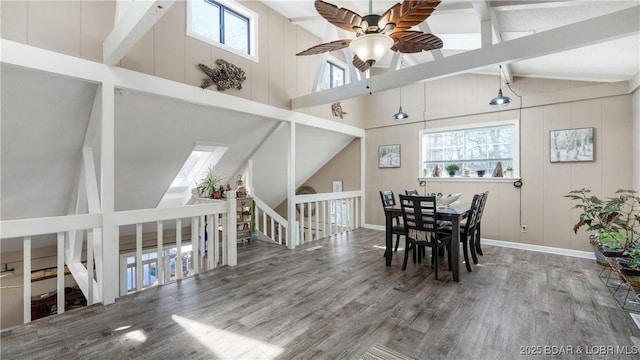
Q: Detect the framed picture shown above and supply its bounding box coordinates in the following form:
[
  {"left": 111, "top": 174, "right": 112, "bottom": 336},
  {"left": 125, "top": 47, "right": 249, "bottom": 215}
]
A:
[
  {"left": 332, "top": 180, "right": 343, "bottom": 193},
  {"left": 379, "top": 144, "right": 401, "bottom": 168},
  {"left": 550, "top": 127, "right": 595, "bottom": 162}
]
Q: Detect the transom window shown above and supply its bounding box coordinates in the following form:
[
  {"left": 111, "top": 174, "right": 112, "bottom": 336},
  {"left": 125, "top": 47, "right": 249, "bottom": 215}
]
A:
[
  {"left": 187, "top": 0, "right": 258, "bottom": 61},
  {"left": 322, "top": 61, "right": 345, "bottom": 89},
  {"left": 420, "top": 120, "right": 518, "bottom": 178}
]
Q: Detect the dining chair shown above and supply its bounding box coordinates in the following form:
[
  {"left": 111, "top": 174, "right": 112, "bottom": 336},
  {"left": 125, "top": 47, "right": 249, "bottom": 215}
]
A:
[
  {"left": 474, "top": 191, "right": 489, "bottom": 256},
  {"left": 398, "top": 194, "right": 452, "bottom": 279},
  {"left": 439, "top": 193, "right": 483, "bottom": 272},
  {"left": 379, "top": 190, "right": 405, "bottom": 252},
  {"left": 405, "top": 189, "right": 419, "bottom": 196}
]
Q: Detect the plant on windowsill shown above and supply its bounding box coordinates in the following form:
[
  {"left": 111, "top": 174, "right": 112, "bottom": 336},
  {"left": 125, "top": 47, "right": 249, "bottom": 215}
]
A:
[
  {"left": 445, "top": 164, "right": 459, "bottom": 177},
  {"left": 196, "top": 166, "right": 224, "bottom": 199},
  {"left": 505, "top": 165, "right": 514, "bottom": 177}
]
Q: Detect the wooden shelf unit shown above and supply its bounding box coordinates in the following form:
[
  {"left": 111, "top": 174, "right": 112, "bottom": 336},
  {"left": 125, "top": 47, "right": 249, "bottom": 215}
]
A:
[{"left": 235, "top": 197, "right": 253, "bottom": 242}]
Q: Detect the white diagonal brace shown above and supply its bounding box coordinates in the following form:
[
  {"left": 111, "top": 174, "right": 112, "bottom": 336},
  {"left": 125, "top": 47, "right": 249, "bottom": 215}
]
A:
[
  {"left": 418, "top": 23, "right": 444, "bottom": 61},
  {"left": 292, "top": 6, "right": 640, "bottom": 109},
  {"left": 472, "top": 0, "right": 511, "bottom": 83},
  {"left": 103, "top": 0, "right": 175, "bottom": 65}
]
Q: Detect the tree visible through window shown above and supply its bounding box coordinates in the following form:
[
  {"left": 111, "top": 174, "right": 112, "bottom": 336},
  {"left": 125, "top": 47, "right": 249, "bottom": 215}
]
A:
[{"left": 420, "top": 121, "right": 518, "bottom": 177}]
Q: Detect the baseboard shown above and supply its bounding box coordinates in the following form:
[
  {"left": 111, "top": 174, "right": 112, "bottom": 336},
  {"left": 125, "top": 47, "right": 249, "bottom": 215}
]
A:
[{"left": 362, "top": 224, "right": 595, "bottom": 260}]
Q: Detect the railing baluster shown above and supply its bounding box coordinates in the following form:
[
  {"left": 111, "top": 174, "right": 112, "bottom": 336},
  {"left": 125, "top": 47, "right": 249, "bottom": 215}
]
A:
[
  {"left": 57, "top": 232, "right": 65, "bottom": 315},
  {"left": 213, "top": 214, "right": 220, "bottom": 267},
  {"left": 136, "top": 223, "right": 142, "bottom": 292},
  {"left": 176, "top": 218, "right": 182, "bottom": 280},
  {"left": 191, "top": 217, "right": 199, "bottom": 275},
  {"left": 322, "top": 201, "right": 326, "bottom": 239},
  {"left": 23, "top": 236, "right": 31, "bottom": 323},
  {"left": 87, "top": 229, "right": 94, "bottom": 305},
  {"left": 207, "top": 215, "right": 215, "bottom": 270},
  {"left": 157, "top": 221, "right": 164, "bottom": 285}
]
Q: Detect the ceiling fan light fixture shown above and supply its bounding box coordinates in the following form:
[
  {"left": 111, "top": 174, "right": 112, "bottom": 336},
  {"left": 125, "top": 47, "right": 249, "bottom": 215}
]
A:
[
  {"left": 349, "top": 33, "right": 394, "bottom": 66},
  {"left": 392, "top": 106, "right": 409, "bottom": 121}
]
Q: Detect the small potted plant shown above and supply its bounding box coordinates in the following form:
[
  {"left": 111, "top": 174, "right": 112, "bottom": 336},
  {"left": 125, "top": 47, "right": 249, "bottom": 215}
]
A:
[
  {"left": 445, "top": 164, "right": 459, "bottom": 177},
  {"left": 422, "top": 167, "right": 430, "bottom": 177},
  {"left": 505, "top": 165, "right": 514, "bottom": 177},
  {"left": 618, "top": 243, "right": 640, "bottom": 276},
  {"left": 196, "top": 166, "right": 224, "bottom": 198}
]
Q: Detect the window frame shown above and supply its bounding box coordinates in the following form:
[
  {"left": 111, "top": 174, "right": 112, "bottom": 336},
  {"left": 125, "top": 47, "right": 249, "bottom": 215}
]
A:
[
  {"left": 318, "top": 55, "right": 350, "bottom": 91},
  {"left": 418, "top": 119, "right": 520, "bottom": 180},
  {"left": 186, "top": 0, "right": 259, "bottom": 62}
]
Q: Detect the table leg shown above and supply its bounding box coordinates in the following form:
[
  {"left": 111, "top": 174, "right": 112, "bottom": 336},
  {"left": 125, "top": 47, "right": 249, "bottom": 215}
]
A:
[
  {"left": 385, "top": 210, "right": 393, "bottom": 266},
  {"left": 451, "top": 217, "right": 460, "bottom": 282}
]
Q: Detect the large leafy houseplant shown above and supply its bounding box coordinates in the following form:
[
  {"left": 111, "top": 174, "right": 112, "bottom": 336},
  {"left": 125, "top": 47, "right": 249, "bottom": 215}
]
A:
[
  {"left": 196, "top": 166, "right": 224, "bottom": 198},
  {"left": 565, "top": 188, "right": 639, "bottom": 251}
]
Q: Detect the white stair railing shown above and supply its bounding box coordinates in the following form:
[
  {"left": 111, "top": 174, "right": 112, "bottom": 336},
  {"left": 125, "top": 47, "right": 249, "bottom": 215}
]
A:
[
  {"left": 253, "top": 196, "right": 288, "bottom": 246},
  {"left": 294, "top": 190, "right": 362, "bottom": 245}
]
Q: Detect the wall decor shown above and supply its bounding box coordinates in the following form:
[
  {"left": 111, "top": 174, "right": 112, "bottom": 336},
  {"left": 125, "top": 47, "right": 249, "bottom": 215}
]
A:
[
  {"left": 379, "top": 144, "right": 401, "bottom": 168},
  {"left": 199, "top": 59, "right": 246, "bottom": 91},
  {"left": 550, "top": 127, "right": 594, "bottom": 162},
  {"left": 332, "top": 180, "right": 343, "bottom": 193},
  {"left": 331, "top": 102, "right": 347, "bottom": 119}
]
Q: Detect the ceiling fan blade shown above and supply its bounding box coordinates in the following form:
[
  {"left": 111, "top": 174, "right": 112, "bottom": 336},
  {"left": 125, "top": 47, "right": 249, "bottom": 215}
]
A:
[
  {"left": 380, "top": 0, "right": 441, "bottom": 33},
  {"left": 352, "top": 55, "right": 370, "bottom": 73},
  {"left": 390, "top": 31, "right": 443, "bottom": 53},
  {"left": 314, "top": 0, "right": 363, "bottom": 33},
  {"left": 296, "top": 39, "right": 351, "bottom": 56}
]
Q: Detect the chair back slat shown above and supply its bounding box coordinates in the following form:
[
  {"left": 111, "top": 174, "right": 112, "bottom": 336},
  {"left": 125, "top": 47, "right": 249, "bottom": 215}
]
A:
[
  {"left": 405, "top": 189, "right": 419, "bottom": 196},
  {"left": 399, "top": 195, "right": 439, "bottom": 243},
  {"left": 379, "top": 190, "right": 396, "bottom": 207}
]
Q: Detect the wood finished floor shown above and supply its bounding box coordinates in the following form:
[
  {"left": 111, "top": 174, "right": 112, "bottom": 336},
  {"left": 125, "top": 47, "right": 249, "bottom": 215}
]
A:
[{"left": 2, "top": 228, "right": 640, "bottom": 360}]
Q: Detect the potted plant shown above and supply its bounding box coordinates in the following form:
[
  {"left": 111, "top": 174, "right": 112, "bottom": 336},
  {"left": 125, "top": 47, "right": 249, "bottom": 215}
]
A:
[
  {"left": 618, "top": 243, "right": 640, "bottom": 276},
  {"left": 565, "top": 188, "right": 639, "bottom": 262},
  {"left": 445, "top": 164, "right": 459, "bottom": 177},
  {"left": 196, "top": 166, "right": 224, "bottom": 198},
  {"left": 505, "top": 165, "right": 514, "bottom": 177},
  {"left": 422, "top": 167, "right": 430, "bottom": 177}
]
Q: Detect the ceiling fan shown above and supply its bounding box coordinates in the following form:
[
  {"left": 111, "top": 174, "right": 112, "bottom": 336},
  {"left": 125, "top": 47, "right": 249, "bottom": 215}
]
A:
[{"left": 296, "top": 0, "right": 443, "bottom": 72}]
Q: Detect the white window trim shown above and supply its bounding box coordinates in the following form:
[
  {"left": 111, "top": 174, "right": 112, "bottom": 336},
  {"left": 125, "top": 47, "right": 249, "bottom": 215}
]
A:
[
  {"left": 418, "top": 119, "right": 520, "bottom": 180},
  {"left": 186, "top": 0, "right": 259, "bottom": 63},
  {"left": 317, "top": 55, "right": 350, "bottom": 91}
]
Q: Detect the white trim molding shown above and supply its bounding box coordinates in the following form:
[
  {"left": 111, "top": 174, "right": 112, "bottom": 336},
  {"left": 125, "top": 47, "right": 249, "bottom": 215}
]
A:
[{"left": 362, "top": 225, "right": 595, "bottom": 260}]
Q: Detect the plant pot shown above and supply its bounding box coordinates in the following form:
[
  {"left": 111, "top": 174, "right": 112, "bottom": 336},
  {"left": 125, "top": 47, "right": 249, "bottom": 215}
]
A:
[
  {"left": 476, "top": 170, "right": 486, "bottom": 177},
  {"left": 615, "top": 258, "right": 640, "bottom": 276},
  {"left": 448, "top": 171, "right": 455, "bottom": 177},
  {"left": 598, "top": 244, "right": 625, "bottom": 257},
  {"left": 590, "top": 240, "right": 609, "bottom": 267}
]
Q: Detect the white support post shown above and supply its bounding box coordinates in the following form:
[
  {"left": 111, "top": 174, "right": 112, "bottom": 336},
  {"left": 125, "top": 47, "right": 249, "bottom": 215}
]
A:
[
  {"left": 191, "top": 217, "right": 199, "bottom": 275},
  {"left": 227, "top": 191, "right": 237, "bottom": 266},
  {"left": 287, "top": 121, "right": 297, "bottom": 249},
  {"left": 360, "top": 138, "right": 366, "bottom": 230},
  {"left": 307, "top": 203, "right": 312, "bottom": 242},
  {"left": 322, "top": 201, "right": 326, "bottom": 238},
  {"left": 23, "top": 236, "right": 31, "bottom": 324},
  {"left": 315, "top": 202, "right": 319, "bottom": 240},
  {"left": 101, "top": 76, "right": 117, "bottom": 305},
  {"left": 157, "top": 221, "right": 164, "bottom": 285},
  {"left": 57, "top": 232, "right": 65, "bottom": 315}
]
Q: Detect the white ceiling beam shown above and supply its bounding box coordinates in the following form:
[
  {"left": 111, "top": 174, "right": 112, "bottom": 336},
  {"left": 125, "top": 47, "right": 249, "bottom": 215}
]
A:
[
  {"left": 103, "top": 0, "right": 175, "bottom": 66},
  {"left": 492, "top": 1, "right": 586, "bottom": 12},
  {"left": 472, "top": 0, "right": 512, "bottom": 83},
  {"left": 291, "top": 6, "right": 640, "bottom": 109}
]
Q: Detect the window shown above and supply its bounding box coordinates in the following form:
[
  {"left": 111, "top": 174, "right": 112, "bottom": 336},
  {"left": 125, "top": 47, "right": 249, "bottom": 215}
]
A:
[
  {"left": 123, "top": 245, "right": 194, "bottom": 293},
  {"left": 330, "top": 200, "right": 349, "bottom": 226},
  {"left": 187, "top": 0, "right": 258, "bottom": 61},
  {"left": 322, "top": 62, "right": 345, "bottom": 89},
  {"left": 420, "top": 120, "right": 518, "bottom": 178}
]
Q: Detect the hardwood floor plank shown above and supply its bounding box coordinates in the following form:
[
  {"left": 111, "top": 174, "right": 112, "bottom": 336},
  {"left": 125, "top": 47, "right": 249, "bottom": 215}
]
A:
[{"left": 2, "top": 228, "right": 640, "bottom": 359}]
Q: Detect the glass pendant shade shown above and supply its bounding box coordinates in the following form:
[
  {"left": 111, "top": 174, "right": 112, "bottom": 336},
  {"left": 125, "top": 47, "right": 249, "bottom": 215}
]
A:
[
  {"left": 489, "top": 88, "right": 512, "bottom": 108},
  {"left": 349, "top": 33, "right": 394, "bottom": 65}
]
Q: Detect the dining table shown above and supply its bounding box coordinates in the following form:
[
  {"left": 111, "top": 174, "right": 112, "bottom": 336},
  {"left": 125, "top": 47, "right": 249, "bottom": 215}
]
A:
[{"left": 383, "top": 201, "right": 472, "bottom": 282}]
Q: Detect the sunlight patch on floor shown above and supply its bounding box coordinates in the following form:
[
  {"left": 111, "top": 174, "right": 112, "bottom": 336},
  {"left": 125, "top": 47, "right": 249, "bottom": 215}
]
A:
[
  {"left": 172, "top": 314, "right": 283, "bottom": 359},
  {"left": 123, "top": 329, "right": 147, "bottom": 343}
]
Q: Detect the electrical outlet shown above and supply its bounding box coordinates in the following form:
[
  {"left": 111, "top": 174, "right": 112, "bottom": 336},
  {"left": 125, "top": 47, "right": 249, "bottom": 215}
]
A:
[{"left": 521, "top": 225, "right": 528, "bottom": 233}]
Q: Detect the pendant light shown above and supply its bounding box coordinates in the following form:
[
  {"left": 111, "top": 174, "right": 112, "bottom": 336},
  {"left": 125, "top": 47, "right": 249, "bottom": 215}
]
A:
[
  {"left": 489, "top": 65, "right": 512, "bottom": 108},
  {"left": 392, "top": 87, "right": 409, "bottom": 121}
]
